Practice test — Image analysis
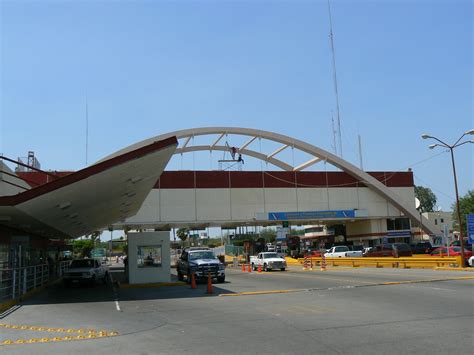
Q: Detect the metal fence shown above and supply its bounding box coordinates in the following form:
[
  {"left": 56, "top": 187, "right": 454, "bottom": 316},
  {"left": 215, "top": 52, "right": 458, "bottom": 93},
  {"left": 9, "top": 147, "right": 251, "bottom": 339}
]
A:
[{"left": 0, "top": 261, "right": 70, "bottom": 304}]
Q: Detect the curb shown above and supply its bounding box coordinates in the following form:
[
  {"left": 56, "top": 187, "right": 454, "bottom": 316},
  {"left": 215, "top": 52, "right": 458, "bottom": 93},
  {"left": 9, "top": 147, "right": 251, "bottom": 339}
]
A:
[
  {"left": 434, "top": 267, "right": 474, "bottom": 272},
  {"left": 0, "top": 278, "right": 62, "bottom": 315},
  {"left": 118, "top": 281, "right": 186, "bottom": 289}
]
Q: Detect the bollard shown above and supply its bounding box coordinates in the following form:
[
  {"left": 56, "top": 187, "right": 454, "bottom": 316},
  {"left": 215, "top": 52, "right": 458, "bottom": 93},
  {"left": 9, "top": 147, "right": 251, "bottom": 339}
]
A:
[
  {"left": 321, "top": 254, "right": 327, "bottom": 271},
  {"left": 206, "top": 273, "right": 213, "bottom": 294},
  {"left": 190, "top": 273, "right": 197, "bottom": 289}
]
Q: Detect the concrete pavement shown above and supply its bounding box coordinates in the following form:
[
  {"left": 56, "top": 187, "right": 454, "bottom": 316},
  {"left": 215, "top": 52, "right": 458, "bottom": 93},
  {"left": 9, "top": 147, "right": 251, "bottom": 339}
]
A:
[{"left": 1, "top": 267, "right": 472, "bottom": 354}]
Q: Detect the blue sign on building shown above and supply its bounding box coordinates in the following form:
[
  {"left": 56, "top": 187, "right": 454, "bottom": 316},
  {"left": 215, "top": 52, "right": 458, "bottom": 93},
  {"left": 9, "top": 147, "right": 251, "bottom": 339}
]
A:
[
  {"left": 467, "top": 214, "right": 474, "bottom": 244},
  {"left": 268, "top": 210, "right": 356, "bottom": 221}
]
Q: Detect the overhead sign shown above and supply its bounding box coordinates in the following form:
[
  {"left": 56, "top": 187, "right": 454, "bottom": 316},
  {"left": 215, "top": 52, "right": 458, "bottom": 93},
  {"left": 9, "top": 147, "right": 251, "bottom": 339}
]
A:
[
  {"left": 276, "top": 227, "right": 290, "bottom": 241},
  {"left": 269, "top": 210, "right": 357, "bottom": 221},
  {"left": 467, "top": 214, "right": 474, "bottom": 244}
]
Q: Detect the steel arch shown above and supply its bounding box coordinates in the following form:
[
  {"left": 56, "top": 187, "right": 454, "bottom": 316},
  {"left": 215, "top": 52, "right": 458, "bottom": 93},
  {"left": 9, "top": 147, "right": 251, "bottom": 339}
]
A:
[{"left": 99, "top": 127, "right": 438, "bottom": 236}]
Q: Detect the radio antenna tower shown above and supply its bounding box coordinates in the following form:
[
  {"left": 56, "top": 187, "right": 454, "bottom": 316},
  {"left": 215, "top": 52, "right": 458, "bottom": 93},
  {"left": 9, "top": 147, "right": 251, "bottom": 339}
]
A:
[
  {"left": 331, "top": 111, "right": 338, "bottom": 156},
  {"left": 327, "top": 0, "right": 343, "bottom": 158}
]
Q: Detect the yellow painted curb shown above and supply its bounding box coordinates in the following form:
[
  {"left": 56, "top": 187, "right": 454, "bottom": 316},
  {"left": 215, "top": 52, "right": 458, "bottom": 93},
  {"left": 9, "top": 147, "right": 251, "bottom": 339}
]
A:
[
  {"left": 434, "top": 267, "right": 474, "bottom": 272},
  {"left": 0, "top": 278, "right": 62, "bottom": 314},
  {"left": 0, "top": 300, "right": 18, "bottom": 314},
  {"left": 219, "top": 289, "right": 305, "bottom": 297},
  {"left": 119, "top": 281, "right": 186, "bottom": 289}
]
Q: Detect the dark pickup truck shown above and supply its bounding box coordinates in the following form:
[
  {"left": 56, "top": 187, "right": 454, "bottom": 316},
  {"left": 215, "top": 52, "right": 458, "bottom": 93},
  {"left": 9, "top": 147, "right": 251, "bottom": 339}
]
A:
[{"left": 177, "top": 248, "right": 225, "bottom": 283}]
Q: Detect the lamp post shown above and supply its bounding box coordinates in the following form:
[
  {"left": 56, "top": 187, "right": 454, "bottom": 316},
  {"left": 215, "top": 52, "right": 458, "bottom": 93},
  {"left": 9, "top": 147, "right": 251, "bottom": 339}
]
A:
[{"left": 421, "top": 129, "right": 474, "bottom": 267}]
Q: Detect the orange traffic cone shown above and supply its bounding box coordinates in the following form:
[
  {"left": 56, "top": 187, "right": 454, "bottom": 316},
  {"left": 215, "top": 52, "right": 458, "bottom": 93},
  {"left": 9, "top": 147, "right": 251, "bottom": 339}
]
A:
[
  {"left": 247, "top": 264, "right": 252, "bottom": 273},
  {"left": 190, "top": 273, "right": 197, "bottom": 289},
  {"left": 242, "top": 264, "right": 246, "bottom": 272},
  {"left": 206, "top": 273, "right": 213, "bottom": 294},
  {"left": 257, "top": 264, "right": 262, "bottom": 273}
]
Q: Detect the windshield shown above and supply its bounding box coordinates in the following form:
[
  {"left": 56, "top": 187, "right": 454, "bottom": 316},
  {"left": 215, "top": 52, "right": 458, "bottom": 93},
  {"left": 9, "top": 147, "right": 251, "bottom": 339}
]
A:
[
  {"left": 263, "top": 253, "right": 278, "bottom": 258},
  {"left": 70, "top": 260, "right": 94, "bottom": 268},
  {"left": 189, "top": 251, "right": 216, "bottom": 260}
]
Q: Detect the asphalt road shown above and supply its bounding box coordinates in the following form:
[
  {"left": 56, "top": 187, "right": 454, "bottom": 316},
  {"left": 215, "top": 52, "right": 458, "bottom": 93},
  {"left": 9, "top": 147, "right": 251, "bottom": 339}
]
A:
[{"left": 1, "top": 266, "right": 473, "bottom": 354}]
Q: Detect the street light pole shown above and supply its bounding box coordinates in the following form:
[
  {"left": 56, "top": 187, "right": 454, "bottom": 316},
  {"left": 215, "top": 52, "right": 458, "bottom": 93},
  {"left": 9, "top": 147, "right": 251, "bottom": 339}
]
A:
[{"left": 421, "top": 129, "right": 474, "bottom": 267}]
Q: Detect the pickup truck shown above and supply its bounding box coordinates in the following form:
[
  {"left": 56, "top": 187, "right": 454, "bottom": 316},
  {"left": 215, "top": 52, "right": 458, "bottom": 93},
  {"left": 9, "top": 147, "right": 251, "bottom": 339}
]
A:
[
  {"left": 250, "top": 252, "right": 286, "bottom": 271},
  {"left": 177, "top": 248, "right": 225, "bottom": 283},
  {"left": 63, "top": 259, "right": 109, "bottom": 286},
  {"left": 324, "top": 246, "right": 363, "bottom": 258}
]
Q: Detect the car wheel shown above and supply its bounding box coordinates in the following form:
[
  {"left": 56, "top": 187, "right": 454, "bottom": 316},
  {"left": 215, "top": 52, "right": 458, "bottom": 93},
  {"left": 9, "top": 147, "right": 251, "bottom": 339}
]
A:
[
  {"left": 263, "top": 263, "right": 268, "bottom": 272},
  {"left": 251, "top": 263, "right": 256, "bottom": 271},
  {"left": 217, "top": 276, "right": 225, "bottom": 283},
  {"left": 280, "top": 268, "right": 286, "bottom": 271}
]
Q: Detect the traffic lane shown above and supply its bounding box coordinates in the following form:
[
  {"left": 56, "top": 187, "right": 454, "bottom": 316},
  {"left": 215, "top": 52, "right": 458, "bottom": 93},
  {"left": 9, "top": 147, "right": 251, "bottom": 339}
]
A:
[
  {"left": 218, "top": 267, "right": 474, "bottom": 294},
  {"left": 6, "top": 277, "right": 472, "bottom": 354},
  {"left": 292, "top": 282, "right": 473, "bottom": 354},
  {"left": 2, "top": 274, "right": 473, "bottom": 354},
  {"left": 0, "top": 281, "right": 124, "bottom": 344}
]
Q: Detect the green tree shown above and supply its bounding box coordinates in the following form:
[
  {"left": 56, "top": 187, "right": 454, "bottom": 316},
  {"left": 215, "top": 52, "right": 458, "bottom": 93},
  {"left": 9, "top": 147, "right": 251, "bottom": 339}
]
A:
[
  {"left": 177, "top": 228, "right": 189, "bottom": 243},
  {"left": 414, "top": 185, "right": 437, "bottom": 212},
  {"left": 452, "top": 190, "right": 474, "bottom": 233},
  {"left": 72, "top": 239, "right": 94, "bottom": 257},
  {"left": 259, "top": 228, "right": 276, "bottom": 242}
]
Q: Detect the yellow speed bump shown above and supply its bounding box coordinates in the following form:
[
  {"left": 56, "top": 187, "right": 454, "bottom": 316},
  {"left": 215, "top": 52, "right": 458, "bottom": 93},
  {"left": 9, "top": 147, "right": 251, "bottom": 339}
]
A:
[{"left": 0, "top": 322, "right": 120, "bottom": 346}]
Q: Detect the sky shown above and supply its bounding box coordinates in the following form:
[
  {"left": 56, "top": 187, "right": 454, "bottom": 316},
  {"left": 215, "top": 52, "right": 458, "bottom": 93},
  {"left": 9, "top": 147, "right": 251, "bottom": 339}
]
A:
[{"left": 1, "top": 0, "right": 472, "bottom": 227}]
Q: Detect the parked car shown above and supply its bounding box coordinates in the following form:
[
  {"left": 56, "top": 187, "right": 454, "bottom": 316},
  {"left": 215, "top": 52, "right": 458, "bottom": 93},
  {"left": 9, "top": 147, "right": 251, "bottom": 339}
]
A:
[
  {"left": 63, "top": 259, "right": 109, "bottom": 286},
  {"left": 324, "top": 246, "right": 363, "bottom": 258},
  {"left": 411, "top": 242, "right": 435, "bottom": 254},
  {"left": 363, "top": 243, "right": 412, "bottom": 257},
  {"left": 450, "top": 240, "right": 473, "bottom": 251},
  {"left": 304, "top": 250, "right": 325, "bottom": 258},
  {"left": 468, "top": 256, "right": 474, "bottom": 267},
  {"left": 363, "top": 244, "right": 393, "bottom": 257},
  {"left": 430, "top": 247, "right": 473, "bottom": 261},
  {"left": 177, "top": 248, "right": 225, "bottom": 283},
  {"left": 250, "top": 252, "right": 286, "bottom": 271},
  {"left": 266, "top": 243, "right": 276, "bottom": 252},
  {"left": 391, "top": 243, "right": 413, "bottom": 257}
]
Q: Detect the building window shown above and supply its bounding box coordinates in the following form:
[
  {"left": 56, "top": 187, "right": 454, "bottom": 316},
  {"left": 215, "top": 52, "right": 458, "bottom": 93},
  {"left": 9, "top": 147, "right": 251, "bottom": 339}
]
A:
[
  {"left": 137, "top": 245, "right": 162, "bottom": 268},
  {"left": 440, "top": 218, "right": 444, "bottom": 223},
  {"left": 387, "top": 218, "right": 411, "bottom": 231},
  {"left": 435, "top": 219, "right": 438, "bottom": 225}
]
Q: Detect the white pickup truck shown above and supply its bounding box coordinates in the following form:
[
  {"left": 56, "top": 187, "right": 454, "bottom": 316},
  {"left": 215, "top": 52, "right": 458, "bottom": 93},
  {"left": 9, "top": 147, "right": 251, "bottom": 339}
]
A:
[
  {"left": 250, "top": 252, "right": 287, "bottom": 271},
  {"left": 324, "top": 246, "right": 363, "bottom": 258},
  {"left": 63, "top": 259, "right": 109, "bottom": 286}
]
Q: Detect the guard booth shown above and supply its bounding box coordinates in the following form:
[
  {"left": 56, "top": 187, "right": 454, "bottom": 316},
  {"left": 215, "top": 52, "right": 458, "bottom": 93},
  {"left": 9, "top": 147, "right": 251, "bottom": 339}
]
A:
[{"left": 127, "top": 231, "right": 171, "bottom": 284}]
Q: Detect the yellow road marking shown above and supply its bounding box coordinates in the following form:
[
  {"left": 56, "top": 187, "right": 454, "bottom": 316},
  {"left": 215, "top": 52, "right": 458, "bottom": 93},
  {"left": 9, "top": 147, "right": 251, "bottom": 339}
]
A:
[
  {"left": 220, "top": 289, "right": 305, "bottom": 297},
  {"left": 0, "top": 323, "right": 116, "bottom": 335},
  {"left": 0, "top": 322, "right": 119, "bottom": 346},
  {"left": 252, "top": 270, "right": 369, "bottom": 284},
  {"left": 219, "top": 276, "right": 474, "bottom": 297},
  {"left": 1, "top": 332, "right": 118, "bottom": 346}
]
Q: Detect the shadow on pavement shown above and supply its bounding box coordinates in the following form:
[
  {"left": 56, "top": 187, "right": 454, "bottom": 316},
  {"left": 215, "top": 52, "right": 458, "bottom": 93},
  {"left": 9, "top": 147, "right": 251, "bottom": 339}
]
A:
[{"left": 16, "top": 268, "right": 236, "bottom": 307}]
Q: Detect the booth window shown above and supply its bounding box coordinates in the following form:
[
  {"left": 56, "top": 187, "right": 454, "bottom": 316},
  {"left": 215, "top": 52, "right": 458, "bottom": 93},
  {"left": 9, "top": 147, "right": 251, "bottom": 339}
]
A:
[{"left": 137, "top": 245, "right": 162, "bottom": 268}]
